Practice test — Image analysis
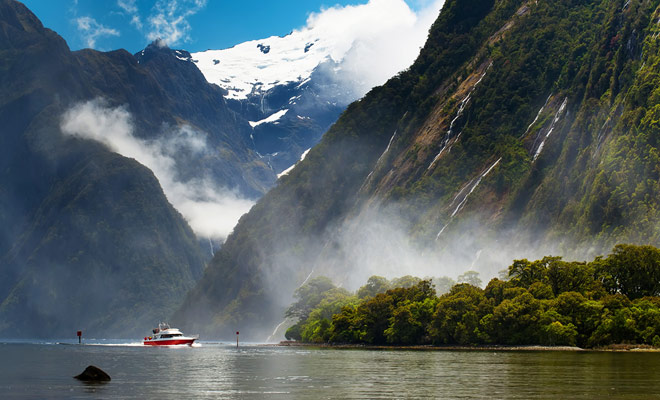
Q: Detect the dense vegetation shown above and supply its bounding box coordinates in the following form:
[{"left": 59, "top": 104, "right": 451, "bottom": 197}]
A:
[{"left": 286, "top": 245, "right": 660, "bottom": 348}]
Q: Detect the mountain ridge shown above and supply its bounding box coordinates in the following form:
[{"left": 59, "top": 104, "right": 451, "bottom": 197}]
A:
[{"left": 0, "top": 0, "right": 267, "bottom": 337}]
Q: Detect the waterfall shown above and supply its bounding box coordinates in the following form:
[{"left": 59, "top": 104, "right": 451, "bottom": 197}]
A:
[
  {"left": 266, "top": 319, "right": 289, "bottom": 343},
  {"left": 428, "top": 63, "right": 492, "bottom": 171},
  {"left": 377, "top": 129, "right": 398, "bottom": 165},
  {"left": 470, "top": 249, "right": 483, "bottom": 269},
  {"left": 532, "top": 97, "right": 567, "bottom": 161},
  {"left": 436, "top": 157, "right": 502, "bottom": 240},
  {"left": 592, "top": 116, "right": 612, "bottom": 158},
  {"left": 428, "top": 94, "right": 471, "bottom": 170},
  {"left": 359, "top": 130, "right": 398, "bottom": 192},
  {"left": 300, "top": 269, "right": 315, "bottom": 287},
  {"left": 435, "top": 223, "right": 449, "bottom": 240},
  {"left": 208, "top": 237, "right": 215, "bottom": 257},
  {"left": 264, "top": 269, "right": 316, "bottom": 342},
  {"left": 521, "top": 94, "right": 552, "bottom": 138},
  {"left": 450, "top": 158, "right": 501, "bottom": 218}
]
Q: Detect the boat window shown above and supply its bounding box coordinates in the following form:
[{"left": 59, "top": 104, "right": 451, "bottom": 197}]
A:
[{"left": 161, "top": 334, "right": 172, "bottom": 338}]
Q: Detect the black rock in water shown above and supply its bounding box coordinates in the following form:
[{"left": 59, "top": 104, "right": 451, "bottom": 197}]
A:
[{"left": 74, "top": 365, "right": 111, "bottom": 382}]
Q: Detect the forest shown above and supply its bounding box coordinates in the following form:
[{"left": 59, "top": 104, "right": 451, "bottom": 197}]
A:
[{"left": 285, "top": 244, "right": 660, "bottom": 348}]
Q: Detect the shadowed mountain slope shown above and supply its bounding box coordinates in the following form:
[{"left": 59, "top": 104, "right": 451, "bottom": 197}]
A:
[{"left": 0, "top": 0, "right": 272, "bottom": 337}]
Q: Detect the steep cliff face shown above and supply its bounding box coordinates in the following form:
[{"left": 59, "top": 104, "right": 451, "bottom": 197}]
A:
[
  {"left": 176, "top": 0, "right": 660, "bottom": 340},
  {"left": 0, "top": 0, "right": 268, "bottom": 337}
]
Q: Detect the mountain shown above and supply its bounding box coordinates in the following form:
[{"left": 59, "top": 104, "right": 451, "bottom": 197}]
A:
[
  {"left": 175, "top": 0, "right": 660, "bottom": 340},
  {"left": 0, "top": 0, "right": 274, "bottom": 337},
  {"left": 188, "top": 24, "right": 388, "bottom": 175}
]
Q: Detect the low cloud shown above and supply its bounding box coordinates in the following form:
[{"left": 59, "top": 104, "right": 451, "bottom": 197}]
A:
[
  {"left": 60, "top": 99, "right": 253, "bottom": 240},
  {"left": 146, "top": 0, "right": 207, "bottom": 46},
  {"left": 75, "top": 16, "right": 120, "bottom": 48}
]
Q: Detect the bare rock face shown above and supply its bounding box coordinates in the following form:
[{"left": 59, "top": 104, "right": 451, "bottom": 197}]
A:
[{"left": 74, "top": 365, "right": 111, "bottom": 382}]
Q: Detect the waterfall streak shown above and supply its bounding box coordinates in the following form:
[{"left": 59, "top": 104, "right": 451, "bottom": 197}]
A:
[
  {"left": 265, "top": 268, "right": 316, "bottom": 342},
  {"left": 532, "top": 98, "right": 567, "bottom": 161},
  {"left": 436, "top": 157, "right": 501, "bottom": 240},
  {"left": 451, "top": 158, "right": 501, "bottom": 218},
  {"left": 435, "top": 224, "right": 449, "bottom": 240},
  {"left": 378, "top": 130, "right": 398, "bottom": 164},
  {"left": 522, "top": 94, "right": 552, "bottom": 138},
  {"left": 266, "top": 319, "right": 289, "bottom": 343},
  {"left": 359, "top": 130, "right": 397, "bottom": 192},
  {"left": 450, "top": 178, "right": 476, "bottom": 208},
  {"left": 428, "top": 94, "right": 471, "bottom": 170},
  {"left": 300, "top": 269, "right": 315, "bottom": 287},
  {"left": 428, "top": 63, "right": 492, "bottom": 171}
]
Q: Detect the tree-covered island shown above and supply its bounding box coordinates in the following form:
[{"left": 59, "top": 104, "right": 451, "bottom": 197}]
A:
[{"left": 285, "top": 244, "right": 660, "bottom": 348}]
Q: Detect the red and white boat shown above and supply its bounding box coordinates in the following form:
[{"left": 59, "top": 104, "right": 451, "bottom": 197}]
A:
[{"left": 143, "top": 322, "right": 198, "bottom": 346}]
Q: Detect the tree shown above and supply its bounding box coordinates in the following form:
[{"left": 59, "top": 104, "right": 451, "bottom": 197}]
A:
[
  {"left": 433, "top": 276, "right": 457, "bottom": 295},
  {"left": 596, "top": 244, "right": 660, "bottom": 299},
  {"left": 385, "top": 302, "right": 422, "bottom": 345},
  {"left": 357, "top": 276, "right": 391, "bottom": 299},
  {"left": 457, "top": 270, "right": 482, "bottom": 287},
  {"left": 430, "top": 283, "right": 490, "bottom": 345},
  {"left": 391, "top": 275, "right": 422, "bottom": 288},
  {"left": 354, "top": 293, "right": 394, "bottom": 344},
  {"left": 285, "top": 276, "right": 338, "bottom": 321},
  {"left": 486, "top": 291, "right": 542, "bottom": 345},
  {"left": 551, "top": 291, "right": 602, "bottom": 346},
  {"left": 546, "top": 260, "right": 595, "bottom": 296},
  {"left": 541, "top": 321, "right": 578, "bottom": 346},
  {"left": 508, "top": 257, "right": 559, "bottom": 288}
]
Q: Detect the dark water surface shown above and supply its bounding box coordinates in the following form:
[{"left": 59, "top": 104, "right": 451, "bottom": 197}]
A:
[{"left": 1, "top": 340, "right": 660, "bottom": 399}]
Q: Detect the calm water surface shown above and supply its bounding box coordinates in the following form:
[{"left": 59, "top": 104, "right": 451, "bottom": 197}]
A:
[{"left": 1, "top": 340, "right": 660, "bottom": 399}]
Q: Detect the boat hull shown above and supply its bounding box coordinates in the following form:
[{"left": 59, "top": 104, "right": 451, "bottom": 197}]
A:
[{"left": 143, "top": 338, "right": 196, "bottom": 346}]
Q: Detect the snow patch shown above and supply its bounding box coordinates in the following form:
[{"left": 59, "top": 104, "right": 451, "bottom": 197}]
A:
[
  {"left": 278, "top": 148, "right": 311, "bottom": 178},
  {"left": 249, "top": 109, "right": 289, "bottom": 128}
]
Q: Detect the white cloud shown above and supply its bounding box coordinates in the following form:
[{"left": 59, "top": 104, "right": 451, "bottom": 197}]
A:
[
  {"left": 117, "top": 0, "right": 138, "bottom": 14},
  {"left": 313, "top": 0, "right": 445, "bottom": 95},
  {"left": 75, "top": 16, "right": 120, "bottom": 48},
  {"left": 192, "top": 0, "right": 444, "bottom": 100},
  {"left": 60, "top": 99, "right": 254, "bottom": 240},
  {"left": 117, "top": 0, "right": 143, "bottom": 29},
  {"left": 146, "top": 0, "right": 208, "bottom": 46}
]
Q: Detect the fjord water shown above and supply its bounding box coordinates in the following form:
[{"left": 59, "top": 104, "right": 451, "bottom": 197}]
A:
[{"left": 2, "top": 341, "right": 660, "bottom": 399}]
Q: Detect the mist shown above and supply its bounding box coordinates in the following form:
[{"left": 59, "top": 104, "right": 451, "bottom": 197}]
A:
[
  {"left": 253, "top": 193, "right": 594, "bottom": 342},
  {"left": 60, "top": 99, "right": 254, "bottom": 240},
  {"left": 259, "top": 194, "right": 581, "bottom": 319}
]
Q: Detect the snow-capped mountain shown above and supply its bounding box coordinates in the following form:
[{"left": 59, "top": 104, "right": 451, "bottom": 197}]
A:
[
  {"left": 184, "top": 30, "right": 360, "bottom": 175},
  {"left": 192, "top": 31, "right": 346, "bottom": 101},
  {"left": 175, "top": 0, "right": 440, "bottom": 175}
]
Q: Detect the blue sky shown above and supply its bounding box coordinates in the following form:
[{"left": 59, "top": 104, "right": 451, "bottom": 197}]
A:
[{"left": 21, "top": 0, "right": 434, "bottom": 53}]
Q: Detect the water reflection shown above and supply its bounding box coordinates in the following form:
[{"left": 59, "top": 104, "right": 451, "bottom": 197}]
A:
[{"left": 2, "top": 342, "right": 660, "bottom": 399}]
